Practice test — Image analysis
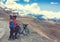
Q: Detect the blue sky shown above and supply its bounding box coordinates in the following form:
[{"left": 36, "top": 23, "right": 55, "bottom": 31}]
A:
[
  {"left": 14, "top": 0, "right": 60, "bottom": 12},
  {"left": 1, "top": 0, "right": 60, "bottom": 19},
  {"left": 2, "top": 0, "right": 60, "bottom": 12}
]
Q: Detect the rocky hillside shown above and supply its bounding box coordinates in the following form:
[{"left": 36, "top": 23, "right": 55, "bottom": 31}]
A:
[
  {"left": 16, "top": 16, "right": 60, "bottom": 42},
  {"left": 0, "top": 7, "right": 60, "bottom": 42}
]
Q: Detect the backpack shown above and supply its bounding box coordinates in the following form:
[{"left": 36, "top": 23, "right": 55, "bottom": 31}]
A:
[{"left": 10, "top": 20, "right": 14, "bottom": 28}]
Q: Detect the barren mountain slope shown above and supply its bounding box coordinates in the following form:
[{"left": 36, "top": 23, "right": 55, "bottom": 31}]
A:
[
  {"left": 17, "top": 17, "right": 60, "bottom": 42},
  {"left": 0, "top": 8, "right": 60, "bottom": 42}
]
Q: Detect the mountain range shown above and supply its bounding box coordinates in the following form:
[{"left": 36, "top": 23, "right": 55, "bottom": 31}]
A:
[{"left": 0, "top": 7, "right": 60, "bottom": 22}]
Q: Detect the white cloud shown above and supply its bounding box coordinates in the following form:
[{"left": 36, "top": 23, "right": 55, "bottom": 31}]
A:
[
  {"left": 24, "top": 0, "right": 30, "bottom": 2},
  {"left": 41, "top": 11, "right": 60, "bottom": 19},
  {"left": 0, "top": 0, "right": 60, "bottom": 19},
  {"left": 50, "top": 2, "right": 58, "bottom": 5},
  {"left": 24, "top": 3, "right": 41, "bottom": 14},
  {"left": 5, "top": 0, "right": 24, "bottom": 10},
  {"left": 5, "top": 0, "right": 41, "bottom": 14}
]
